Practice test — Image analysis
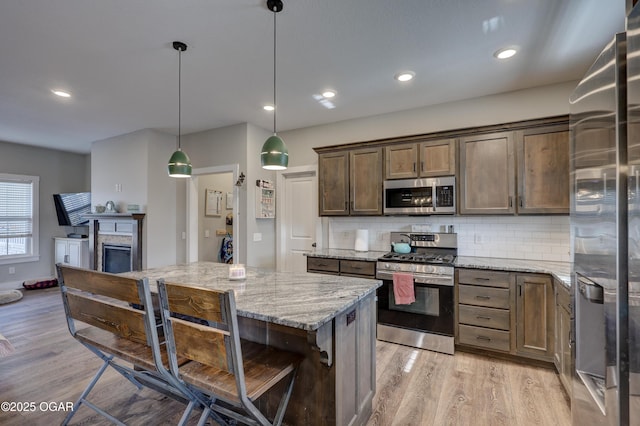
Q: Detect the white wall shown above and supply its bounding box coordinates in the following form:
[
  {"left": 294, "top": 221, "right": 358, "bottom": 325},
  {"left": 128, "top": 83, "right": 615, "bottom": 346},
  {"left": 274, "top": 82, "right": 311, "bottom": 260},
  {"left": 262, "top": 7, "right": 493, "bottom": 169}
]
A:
[{"left": 0, "top": 141, "right": 90, "bottom": 290}]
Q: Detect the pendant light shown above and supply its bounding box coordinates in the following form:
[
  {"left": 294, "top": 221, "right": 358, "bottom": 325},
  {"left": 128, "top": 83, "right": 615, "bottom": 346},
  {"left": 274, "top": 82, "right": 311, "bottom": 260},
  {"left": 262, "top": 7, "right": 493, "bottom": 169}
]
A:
[
  {"left": 261, "top": 0, "right": 289, "bottom": 170},
  {"left": 168, "top": 41, "right": 192, "bottom": 178}
]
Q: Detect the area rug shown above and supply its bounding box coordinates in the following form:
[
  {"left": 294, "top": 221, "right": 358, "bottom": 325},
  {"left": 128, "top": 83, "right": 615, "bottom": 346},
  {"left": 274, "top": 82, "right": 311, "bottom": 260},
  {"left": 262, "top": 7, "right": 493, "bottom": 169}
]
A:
[{"left": 0, "top": 289, "right": 23, "bottom": 305}]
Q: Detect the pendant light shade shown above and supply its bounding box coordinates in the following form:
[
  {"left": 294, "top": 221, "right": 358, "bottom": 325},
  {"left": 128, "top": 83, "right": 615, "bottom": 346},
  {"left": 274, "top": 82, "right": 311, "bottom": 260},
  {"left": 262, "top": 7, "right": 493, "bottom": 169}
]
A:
[
  {"left": 261, "top": 0, "right": 288, "bottom": 170},
  {"left": 168, "top": 41, "right": 192, "bottom": 178},
  {"left": 261, "top": 135, "right": 288, "bottom": 170},
  {"left": 168, "top": 149, "right": 192, "bottom": 177}
]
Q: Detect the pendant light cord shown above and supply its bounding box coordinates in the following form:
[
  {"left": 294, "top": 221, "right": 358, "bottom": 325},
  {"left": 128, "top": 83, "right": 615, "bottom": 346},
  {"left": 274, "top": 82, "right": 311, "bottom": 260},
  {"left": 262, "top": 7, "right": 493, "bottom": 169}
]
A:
[
  {"left": 178, "top": 46, "right": 182, "bottom": 150},
  {"left": 273, "top": 7, "right": 277, "bottom": 136}
]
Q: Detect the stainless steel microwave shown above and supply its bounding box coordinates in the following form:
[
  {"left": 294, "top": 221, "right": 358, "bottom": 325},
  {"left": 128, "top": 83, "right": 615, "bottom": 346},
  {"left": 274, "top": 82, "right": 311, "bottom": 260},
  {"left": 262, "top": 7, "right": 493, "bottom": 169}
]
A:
[{"left": 383, "top": 177, "right": 455, "bottom": 215}]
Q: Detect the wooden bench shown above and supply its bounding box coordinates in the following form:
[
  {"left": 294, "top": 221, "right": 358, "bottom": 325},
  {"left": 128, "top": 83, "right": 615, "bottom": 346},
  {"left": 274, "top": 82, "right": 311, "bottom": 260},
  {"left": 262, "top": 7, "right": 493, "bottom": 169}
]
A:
[
  {"left": 157, "top": 279, "right": 303, "bottom": 426},
  {"left": 56, "top": 265, "right": 199, "bottom": 425}
]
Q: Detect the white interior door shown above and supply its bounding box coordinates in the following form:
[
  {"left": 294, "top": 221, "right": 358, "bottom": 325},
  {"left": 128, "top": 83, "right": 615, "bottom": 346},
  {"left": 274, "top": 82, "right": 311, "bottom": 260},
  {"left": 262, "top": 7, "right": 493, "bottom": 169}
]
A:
[{"left": 277, "top": 166, "right": 318, "bottom": 272}]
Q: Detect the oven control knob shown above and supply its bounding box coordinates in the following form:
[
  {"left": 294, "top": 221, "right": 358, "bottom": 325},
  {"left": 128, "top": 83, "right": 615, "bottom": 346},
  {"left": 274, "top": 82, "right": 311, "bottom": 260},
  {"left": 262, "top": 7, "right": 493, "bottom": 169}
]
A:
[
  {"left": 411, "top": 264, "right": 417, "bottom": 272},
  {"left": 394, "top": 265, "right": 401, "bottom": 271},
  {"left": 384, "top": 263, "right": 390, "bottom": 269}
]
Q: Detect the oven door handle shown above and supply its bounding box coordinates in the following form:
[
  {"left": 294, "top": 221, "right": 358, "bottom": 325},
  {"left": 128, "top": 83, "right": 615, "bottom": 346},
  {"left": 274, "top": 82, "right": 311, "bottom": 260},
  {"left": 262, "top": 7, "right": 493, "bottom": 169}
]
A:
[{"left": 413, "top": 275, "right": 453, "bottom": 286}]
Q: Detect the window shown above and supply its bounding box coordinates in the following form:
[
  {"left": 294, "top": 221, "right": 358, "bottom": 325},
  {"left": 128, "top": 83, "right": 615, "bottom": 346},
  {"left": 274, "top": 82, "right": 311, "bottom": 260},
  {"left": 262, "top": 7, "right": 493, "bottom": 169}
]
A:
[{"left": 0, "top": 174, "right": 39, "bottom": 264}]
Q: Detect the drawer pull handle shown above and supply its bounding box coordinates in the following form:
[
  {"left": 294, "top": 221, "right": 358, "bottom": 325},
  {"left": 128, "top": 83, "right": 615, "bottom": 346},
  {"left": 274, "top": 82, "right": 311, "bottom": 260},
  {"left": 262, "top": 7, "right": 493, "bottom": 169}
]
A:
[
  {"left": 475, "top": 278, "right": 490, "bottom": 281},
  {"left": 476, "top": 336, "right": 491, "bottom": 341},
  {"left": 476, "top": 316, "right": 492, "bottom": 320},
  {"left": 475, "top": 295, "right": 491, "bottom": 300}
]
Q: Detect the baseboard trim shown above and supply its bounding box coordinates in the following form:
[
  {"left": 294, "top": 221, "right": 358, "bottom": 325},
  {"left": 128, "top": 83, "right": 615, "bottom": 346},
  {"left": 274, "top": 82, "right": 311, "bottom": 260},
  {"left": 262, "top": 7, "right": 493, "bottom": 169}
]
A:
[{"left": 0, "top": 280, "right": 23, "bottom": 291}]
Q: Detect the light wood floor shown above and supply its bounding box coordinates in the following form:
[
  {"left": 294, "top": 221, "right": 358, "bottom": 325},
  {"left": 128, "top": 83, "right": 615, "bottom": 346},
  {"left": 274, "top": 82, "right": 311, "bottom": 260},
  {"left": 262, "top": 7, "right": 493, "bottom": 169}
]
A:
[{"left": 0, "top": 288, "right": 570, "bottom": 425}]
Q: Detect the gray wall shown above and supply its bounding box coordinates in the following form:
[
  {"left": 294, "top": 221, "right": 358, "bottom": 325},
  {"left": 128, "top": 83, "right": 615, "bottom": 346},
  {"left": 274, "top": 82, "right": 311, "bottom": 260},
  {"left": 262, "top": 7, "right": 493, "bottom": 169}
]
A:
[
  {"left": 181, "top": 122, "right": 276, "bottom": 268},
  {"left": 0, "top": 141, "right": 89, "bottom": 289},
  {"left": 280, "top": 81, "right": 577, "bottom": 167},
  {"left": 91, "top": 128, "right": 177, "bottom": 269}
]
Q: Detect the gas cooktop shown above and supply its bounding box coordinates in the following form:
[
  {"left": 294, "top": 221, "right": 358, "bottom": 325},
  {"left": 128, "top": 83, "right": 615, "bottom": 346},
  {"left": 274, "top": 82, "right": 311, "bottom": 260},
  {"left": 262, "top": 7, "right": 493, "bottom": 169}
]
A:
[{"left": 379, "top": 251, "right": 456, "bottom": 265}]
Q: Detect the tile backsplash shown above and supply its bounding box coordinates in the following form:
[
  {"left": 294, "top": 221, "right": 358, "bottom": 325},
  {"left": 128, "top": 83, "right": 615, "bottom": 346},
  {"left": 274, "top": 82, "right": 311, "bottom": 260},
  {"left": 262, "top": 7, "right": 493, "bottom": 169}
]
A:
[{"left": 327, "top": 215, "right": 570, "bottom": 262}]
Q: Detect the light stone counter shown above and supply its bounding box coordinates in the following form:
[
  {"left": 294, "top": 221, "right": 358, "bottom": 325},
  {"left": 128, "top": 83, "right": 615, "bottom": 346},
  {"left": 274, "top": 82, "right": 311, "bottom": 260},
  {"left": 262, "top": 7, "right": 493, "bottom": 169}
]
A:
[
  {"left": 305, "top": 248, "right": 387, "bottom": 262},
  {"left": 122, "top": 261, "right": 381, "bottom": 332},
  {"left": 305, "top": 249, "right": 573, "bottom": 288},
  {"left": 455, "top": 256, "right": 572, "bottom": 288},
  {"left": 123, "top": 261, "right": 379, "bottom": 425}
]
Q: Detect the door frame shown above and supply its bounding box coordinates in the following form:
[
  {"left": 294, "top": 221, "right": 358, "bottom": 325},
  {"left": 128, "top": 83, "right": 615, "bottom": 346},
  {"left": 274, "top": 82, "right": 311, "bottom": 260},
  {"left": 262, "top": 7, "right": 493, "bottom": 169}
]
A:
[
  {"left": 186, "top": 164, "right": 240, "bottom": 264},
  {"left": 275, "top": 165, "right": 320, "bottom": 271}
]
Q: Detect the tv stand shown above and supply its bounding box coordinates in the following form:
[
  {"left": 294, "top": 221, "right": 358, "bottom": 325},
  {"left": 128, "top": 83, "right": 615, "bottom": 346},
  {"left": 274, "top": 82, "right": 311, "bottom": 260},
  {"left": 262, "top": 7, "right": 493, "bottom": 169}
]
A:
[{"left": 67, "top": 233, "right": 88, "bottom": 239}]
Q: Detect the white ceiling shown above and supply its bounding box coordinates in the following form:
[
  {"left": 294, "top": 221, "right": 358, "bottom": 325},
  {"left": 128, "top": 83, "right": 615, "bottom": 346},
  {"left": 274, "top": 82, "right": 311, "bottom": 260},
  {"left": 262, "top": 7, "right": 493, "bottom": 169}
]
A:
[{"left": 0, "top": 0, "right": 625, "bottom": 154}]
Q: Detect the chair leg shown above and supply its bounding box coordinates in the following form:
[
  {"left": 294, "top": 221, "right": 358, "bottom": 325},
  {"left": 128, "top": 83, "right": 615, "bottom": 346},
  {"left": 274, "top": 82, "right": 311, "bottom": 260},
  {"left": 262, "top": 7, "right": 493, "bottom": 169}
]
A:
[
  {"left": 272, "top": 371, "right": 297, "bottom": 426},
  {"left": 62, "top": 357, "right": 111, "bottom": 425}
]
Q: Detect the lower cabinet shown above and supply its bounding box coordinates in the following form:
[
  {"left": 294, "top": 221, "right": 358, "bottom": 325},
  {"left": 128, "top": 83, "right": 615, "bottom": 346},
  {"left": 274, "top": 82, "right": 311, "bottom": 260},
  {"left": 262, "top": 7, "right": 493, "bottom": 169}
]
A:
[
  {"left": 554, "top": 280, "right": 573, "bottom": 396},
  {"left": 456, "top": 269, "right": 512, "bottom": 352},
  {"left": 54, "top": 237, "right": 89, "bottom": 269},
  {"left": 306, "top": 256, "right": 376, "bottom": 279},
  {"left": 515, "top": 273, "right": 554, "bottom": 361},
  {"left": 456, "top": 268, "right": 555, "bottom": 363}
]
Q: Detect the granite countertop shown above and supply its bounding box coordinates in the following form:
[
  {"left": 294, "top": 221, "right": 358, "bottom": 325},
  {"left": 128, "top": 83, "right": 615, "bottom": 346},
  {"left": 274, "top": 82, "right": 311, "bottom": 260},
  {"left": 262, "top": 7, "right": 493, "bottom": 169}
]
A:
[
  {"left": 122, "top": 261, "right": 381, "bottom": 332},
  {"left": 305, "top": 249, "right": 572, "bottom": 288},
  {"left": 305, "top": 248, "right": 387, "bottom": 262}
]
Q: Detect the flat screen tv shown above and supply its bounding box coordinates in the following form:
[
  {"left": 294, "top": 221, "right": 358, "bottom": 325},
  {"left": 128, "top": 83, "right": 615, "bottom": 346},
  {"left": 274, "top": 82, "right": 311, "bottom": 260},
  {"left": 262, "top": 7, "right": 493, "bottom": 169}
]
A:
[{"left": 53, "top": 192, "right": 91, "bottom": 227}]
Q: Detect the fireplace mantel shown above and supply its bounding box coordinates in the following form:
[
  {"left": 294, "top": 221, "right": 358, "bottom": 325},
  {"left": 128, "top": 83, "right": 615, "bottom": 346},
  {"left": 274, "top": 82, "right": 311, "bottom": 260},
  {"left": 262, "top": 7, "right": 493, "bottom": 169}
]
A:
[{"left": 85, "top": 213, "right": 144, "bottom": 271}]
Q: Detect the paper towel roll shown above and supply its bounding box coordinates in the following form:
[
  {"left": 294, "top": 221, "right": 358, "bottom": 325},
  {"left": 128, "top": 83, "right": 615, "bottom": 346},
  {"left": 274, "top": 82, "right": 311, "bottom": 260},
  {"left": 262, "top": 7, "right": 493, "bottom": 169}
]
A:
[{"left": 354, "top": 229, "right": 369, "bottom": 252}]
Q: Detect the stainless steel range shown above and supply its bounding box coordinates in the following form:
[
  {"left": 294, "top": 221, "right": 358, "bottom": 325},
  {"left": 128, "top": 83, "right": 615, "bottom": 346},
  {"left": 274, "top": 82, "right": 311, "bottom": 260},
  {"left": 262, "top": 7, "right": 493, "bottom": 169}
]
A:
[{"left": 376, "top": 232, "right": 457, "bottom": 354}]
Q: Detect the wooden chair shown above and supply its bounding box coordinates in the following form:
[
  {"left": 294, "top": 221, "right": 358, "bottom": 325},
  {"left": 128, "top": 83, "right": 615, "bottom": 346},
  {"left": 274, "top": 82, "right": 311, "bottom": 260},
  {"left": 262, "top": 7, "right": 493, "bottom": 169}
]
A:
[
  {"left": 157, "top": 279, "right": 302, "bottom": 426},
  {"left": 56, "top": 265, "right": 201, "bottom": 425}
]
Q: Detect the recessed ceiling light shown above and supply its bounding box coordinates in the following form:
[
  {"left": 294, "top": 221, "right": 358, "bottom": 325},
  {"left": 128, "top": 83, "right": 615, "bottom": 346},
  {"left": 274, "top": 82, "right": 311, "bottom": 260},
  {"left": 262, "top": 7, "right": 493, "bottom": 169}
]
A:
[
  {"left": 52, "top": 89, "right": 71, "bottom": 98},
  {"left": 263, "top": 104, "right": 275, "bottom": 111},
  {"left": 321, "top": 90, "right": 336, "bottom": 98},
  {"left": 394, "top": 71, "right": 415, "bottom": 82},
  {"left": 494, "top": 47, "right": 517, "bottom": 60}
]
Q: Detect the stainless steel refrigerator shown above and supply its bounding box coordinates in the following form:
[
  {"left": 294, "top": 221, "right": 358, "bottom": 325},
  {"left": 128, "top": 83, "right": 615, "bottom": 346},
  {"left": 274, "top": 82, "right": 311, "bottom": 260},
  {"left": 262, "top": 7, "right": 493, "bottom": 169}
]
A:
[{"left": 570, "top": 7, "right": 640, "bottom": 424}]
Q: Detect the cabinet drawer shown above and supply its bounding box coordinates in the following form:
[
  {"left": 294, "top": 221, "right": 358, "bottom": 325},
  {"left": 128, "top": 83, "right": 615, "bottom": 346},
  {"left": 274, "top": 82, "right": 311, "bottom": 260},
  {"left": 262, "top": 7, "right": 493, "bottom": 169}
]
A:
[
  {"left": 307, "top": 257, "right": 340, "bottom": 274},
  {"left": 458, "top": 304, "right": 510, "bottom": 330},
  {"left": 458, "top": 284, "right": 510, "bottom": 309},
  {"left": 458, "top": 324, "right": 510, "bottom": 352},
  {"left": 458, "top": 269, "right": 510, "bottom": 288},
  {"left": 340, "top": 260, "right": 376, "bottom": 277}
]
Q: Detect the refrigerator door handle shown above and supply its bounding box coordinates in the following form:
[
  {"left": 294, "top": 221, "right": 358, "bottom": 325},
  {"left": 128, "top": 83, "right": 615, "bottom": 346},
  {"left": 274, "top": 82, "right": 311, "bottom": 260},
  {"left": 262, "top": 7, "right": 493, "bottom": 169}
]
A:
[{"left": 577, "top": 274, "right": 604, "bottom": 304}]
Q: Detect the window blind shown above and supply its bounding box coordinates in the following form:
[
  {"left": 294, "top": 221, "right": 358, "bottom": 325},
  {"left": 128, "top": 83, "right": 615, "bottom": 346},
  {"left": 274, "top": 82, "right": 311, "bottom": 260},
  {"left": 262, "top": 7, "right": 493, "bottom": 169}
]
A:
[{"left": 0, "top": 178, "right": 33, "bottom": 256}]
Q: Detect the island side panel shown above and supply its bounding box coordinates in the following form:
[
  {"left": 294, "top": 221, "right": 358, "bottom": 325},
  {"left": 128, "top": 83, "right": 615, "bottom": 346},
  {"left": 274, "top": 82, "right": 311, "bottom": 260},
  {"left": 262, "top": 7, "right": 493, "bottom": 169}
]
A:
[
  {"left": 336, "top": 292, "right": 376, "bottom": 426},
  {"left": 237, "top": 316, "right": 337, "bottom": 425},
  {"left": 236, "top": 291, "right": 377, "bottom": 426}
]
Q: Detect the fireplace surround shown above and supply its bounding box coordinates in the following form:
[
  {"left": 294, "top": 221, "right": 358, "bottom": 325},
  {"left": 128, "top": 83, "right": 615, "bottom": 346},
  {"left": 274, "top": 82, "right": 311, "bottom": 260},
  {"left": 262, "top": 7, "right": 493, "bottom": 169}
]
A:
[{"left": 85, "top": 213, "right": 144, "bottom": 271}]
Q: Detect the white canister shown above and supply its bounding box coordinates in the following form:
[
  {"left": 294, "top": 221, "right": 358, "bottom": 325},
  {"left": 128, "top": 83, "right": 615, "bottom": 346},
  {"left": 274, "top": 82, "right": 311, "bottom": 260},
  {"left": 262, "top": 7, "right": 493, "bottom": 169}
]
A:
[{"left": 354, "top": 229, "right": 369, "bottom": 252}]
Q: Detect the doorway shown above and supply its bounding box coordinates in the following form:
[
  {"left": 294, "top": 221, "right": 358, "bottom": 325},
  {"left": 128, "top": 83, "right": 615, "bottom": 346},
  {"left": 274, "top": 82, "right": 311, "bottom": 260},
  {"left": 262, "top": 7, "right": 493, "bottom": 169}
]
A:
[
  {"left": 186, "top": 165, "right": 240, "bottom": 264},
  {"left": 276, "top": 165, "right": 320, "bottom": 272}
]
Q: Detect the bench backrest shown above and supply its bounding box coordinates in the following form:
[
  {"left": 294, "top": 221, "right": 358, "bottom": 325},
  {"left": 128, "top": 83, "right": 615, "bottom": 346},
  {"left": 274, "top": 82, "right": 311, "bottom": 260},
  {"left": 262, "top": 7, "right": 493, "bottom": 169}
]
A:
[
  {"left": 57, "top": 264, "right": 153, "bottom": 346},
  {"left": 158, "top": 281, "right": 239, "bottom": 375}
]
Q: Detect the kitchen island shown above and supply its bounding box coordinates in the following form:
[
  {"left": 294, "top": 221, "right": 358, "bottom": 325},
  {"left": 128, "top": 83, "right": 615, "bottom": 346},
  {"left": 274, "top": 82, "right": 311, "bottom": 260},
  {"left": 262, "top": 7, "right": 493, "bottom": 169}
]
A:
[{"left": 123, "top": 261, "right": 381, "bottom": 426}]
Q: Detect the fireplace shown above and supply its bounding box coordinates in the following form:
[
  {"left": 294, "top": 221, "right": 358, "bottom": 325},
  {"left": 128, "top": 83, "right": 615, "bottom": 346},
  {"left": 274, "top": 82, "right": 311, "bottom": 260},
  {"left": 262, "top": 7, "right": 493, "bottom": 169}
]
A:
[
  {"left": 85, "top": 213, "right": 144, "bottom": 271},
  {"left": 102, "top": 244, "right": 132, "bottom": 273}
]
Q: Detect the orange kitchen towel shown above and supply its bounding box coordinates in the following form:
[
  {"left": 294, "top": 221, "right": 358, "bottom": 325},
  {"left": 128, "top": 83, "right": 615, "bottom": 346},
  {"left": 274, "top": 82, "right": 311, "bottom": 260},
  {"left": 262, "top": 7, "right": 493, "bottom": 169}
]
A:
[{"left": 393, "top": 272, "right": 415, "bottom": 305}]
